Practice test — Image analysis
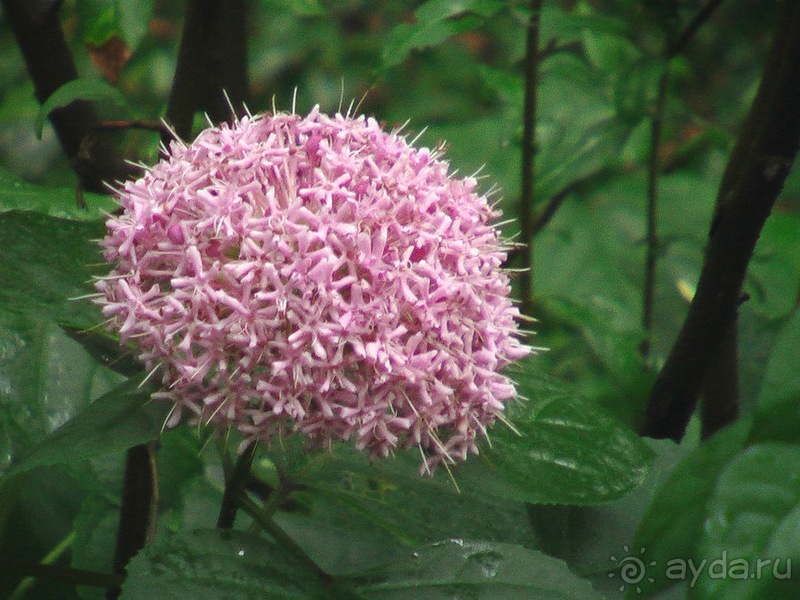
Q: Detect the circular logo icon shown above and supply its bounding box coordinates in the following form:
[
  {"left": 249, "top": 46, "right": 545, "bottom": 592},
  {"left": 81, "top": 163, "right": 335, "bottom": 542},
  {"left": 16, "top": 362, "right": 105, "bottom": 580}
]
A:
[{"left": 609, "top": 546, "right": 656, "bottom": 594}]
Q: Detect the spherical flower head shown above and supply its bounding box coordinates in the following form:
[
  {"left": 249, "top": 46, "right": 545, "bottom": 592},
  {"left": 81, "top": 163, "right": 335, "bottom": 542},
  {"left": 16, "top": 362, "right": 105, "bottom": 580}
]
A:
[{"left": 96, "top": 106, "right": 531, "bottom": 473}]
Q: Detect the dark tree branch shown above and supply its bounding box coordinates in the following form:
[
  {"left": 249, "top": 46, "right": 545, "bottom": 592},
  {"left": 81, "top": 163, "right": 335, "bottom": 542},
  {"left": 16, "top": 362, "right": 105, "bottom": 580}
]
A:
[
  {"left": 164, "top": 0, "right": 251, "bottom": 142},
  {"left": 518, "top": 0, "right": 544, "bottom": 317},
  {"left": 106, "top": 442, "right": 158, "bottom": 600},
  {"left": 103, "top": 4, "right": 252, "bottom": 593},
  {"left": 642, "top": 1, "right": 800, "bottom": 440},
  {"left": 1, "top": 0, "right": 136, "bottom": 192},
  {"left": 700, "top": 321, "right": 739, "bottom": 438},
  {"left": 217, "top": 441, "right": 258, "bottom": 529}
]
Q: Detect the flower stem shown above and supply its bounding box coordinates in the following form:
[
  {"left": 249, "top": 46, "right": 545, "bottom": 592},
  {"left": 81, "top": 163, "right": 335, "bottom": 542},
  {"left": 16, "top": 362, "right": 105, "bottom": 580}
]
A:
[{"left": 235, "top": 491, "right": 331, "bottom": 584}]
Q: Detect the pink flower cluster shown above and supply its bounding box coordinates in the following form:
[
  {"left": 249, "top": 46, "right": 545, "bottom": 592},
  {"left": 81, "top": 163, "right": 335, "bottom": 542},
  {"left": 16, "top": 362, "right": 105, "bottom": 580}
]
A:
[{"left": 96, "top": 107, "right": 530, "bottom": 471}]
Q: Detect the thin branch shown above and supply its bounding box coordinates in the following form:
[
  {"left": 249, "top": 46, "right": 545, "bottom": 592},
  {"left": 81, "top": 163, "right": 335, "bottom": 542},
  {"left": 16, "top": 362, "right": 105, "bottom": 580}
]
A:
[
  {"left": 518, "top": 0, "right": 544, "bottom": 317},
  {"left": 94, "top": 120, "right": 170, "bottom": 134},
  {"left": 1, "top": 0, "right": 136, "bottom": 191},
  {"left": 642, "top": 0, "right": 800, "bottom": 440},
  {"left": 164, "top": 0, "right": 251, "bottom": 142},
  {"left": 641, "top": 0, "right": 727, "bottom": 362},
  {"left": 666, "top": 0, "right": 727, "bottom": 59},
  {"left": 0, "top": 559, "right": 124, "bottom": 590},
  {"left": 641, "top": 70, "right": 670, "bottom": 361},
  {"left": 9, "top": 530, "right": 76, "bottom": 600},
  {"left": 536, "top": 39, "right": 582, "bottom": 62},
  {"left": 530, "top": 169, "right": 613, "bottom": 237}
]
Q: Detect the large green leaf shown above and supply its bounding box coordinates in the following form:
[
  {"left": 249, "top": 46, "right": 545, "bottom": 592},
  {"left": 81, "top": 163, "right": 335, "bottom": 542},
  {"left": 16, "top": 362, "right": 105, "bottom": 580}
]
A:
[
  {"left": 120, "top": 528, "right": 344, "bottom": 599},
  {"left": 3, "top": 376, "right": 163, "bottom": 480},
  {"left": 0, "top": 167, "right": 117, "bottom": 219},
  {"left": 275, "top": 459, "right": 537, "bottom": 574},
  {"left": 630, "top": 420, "right": 750, "bottom": 598},
  {"left": 691, "top": 443, "right": 800, "bottom": 599},
  {"left": 262, "top": 367, "right": 649, "bottom": 578},
  {"left": 0, "top": 319, "right": 122, "bottom": 471},
  {"left": 0, "top": 376, "right": 167, "bottom": 529},
  {"left": 456, "top": 365, "right": 653, "bottom": 505},
  {"left": 351, "top": 538, "right": 602, "bottom": 599},
  {"left": 0, "top": 210, "right": 106, "bottom": 329},
  {"left": 278, "top": 368, "right": 653, "bottom": 510}
]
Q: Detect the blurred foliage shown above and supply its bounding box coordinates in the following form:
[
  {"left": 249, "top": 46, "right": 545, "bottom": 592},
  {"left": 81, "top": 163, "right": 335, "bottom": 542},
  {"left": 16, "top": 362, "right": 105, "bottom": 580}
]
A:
[{"left": 0, "top": 0, "right": 799, "bottom": 599}]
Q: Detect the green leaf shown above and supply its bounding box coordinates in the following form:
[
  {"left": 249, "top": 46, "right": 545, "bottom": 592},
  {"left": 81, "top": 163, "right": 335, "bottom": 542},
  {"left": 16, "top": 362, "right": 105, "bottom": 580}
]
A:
[
  {"left": 0, "top": 167, "right": 117, "bottom": 219},
  {"left": 275, "top": 463, "right": 537, "bottom": 574},
  {"left": 0, "top": 211, "right": 106, "bottom": 329},
  {"left": 352, "top": 538, "right": 603, "bottom": 599},
  {"left": 382, "top": 0, "right": 505, "bottom": 68},
  {"left": 115, "top": 0, "right": 154, "bottom": 49},
  {"left": 3, "top": 375, "right": 164, "bottom": 480},
  {"left": 81, "top": 0, "right": 153, "bottom": 50},
  {"left": 748, "top": 213, "right": 800, "bottom": 318},
  {"left": 268, "top": 367, "right": 649, "bottom": 574},
  {"left": 83, "top": 3, "right": 117, "bottom": 46},
  {"left": 0, "top": 374, "right": 166, "bottom": 533},
  {"left": 582, "top": 29, "right": 642, "bottom": 75},
  {"left": 750, "top": 309, "right": 800, "bottom": 445},
  {"left": 454, "top": 366, "right": 653, "bottom": 504},
  {"left": 755, "top": 308, "right": 800, "bottom": 411},
  {"left": 285, "top": 369, "right": 650, "bottom": 529},
  {"left": 256, "top": 0, "right": 326, "bottom": 17},
  {"left": 630, "top": 420, "right": 750, "bottom": 598},
  {"left": 35, "top": 79, "right": 130, "bottom": 138},
  {"left": 0, "top": 319, "right": 123, "bottom": 471},
  {"left": 120, "top": 528, "right": 340, "bottom": 599},
  {"left": 263, "top": 432, "right": 537, "bottom": 572},
  {"left": 539, "top": 5, "right": 629, "bottom": 43},
  {"left": 273, "top": 488, "right": 413, "bottom": 575},
  {"left": 692, "top": 443, "right": 800, "bottom": 599}
]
